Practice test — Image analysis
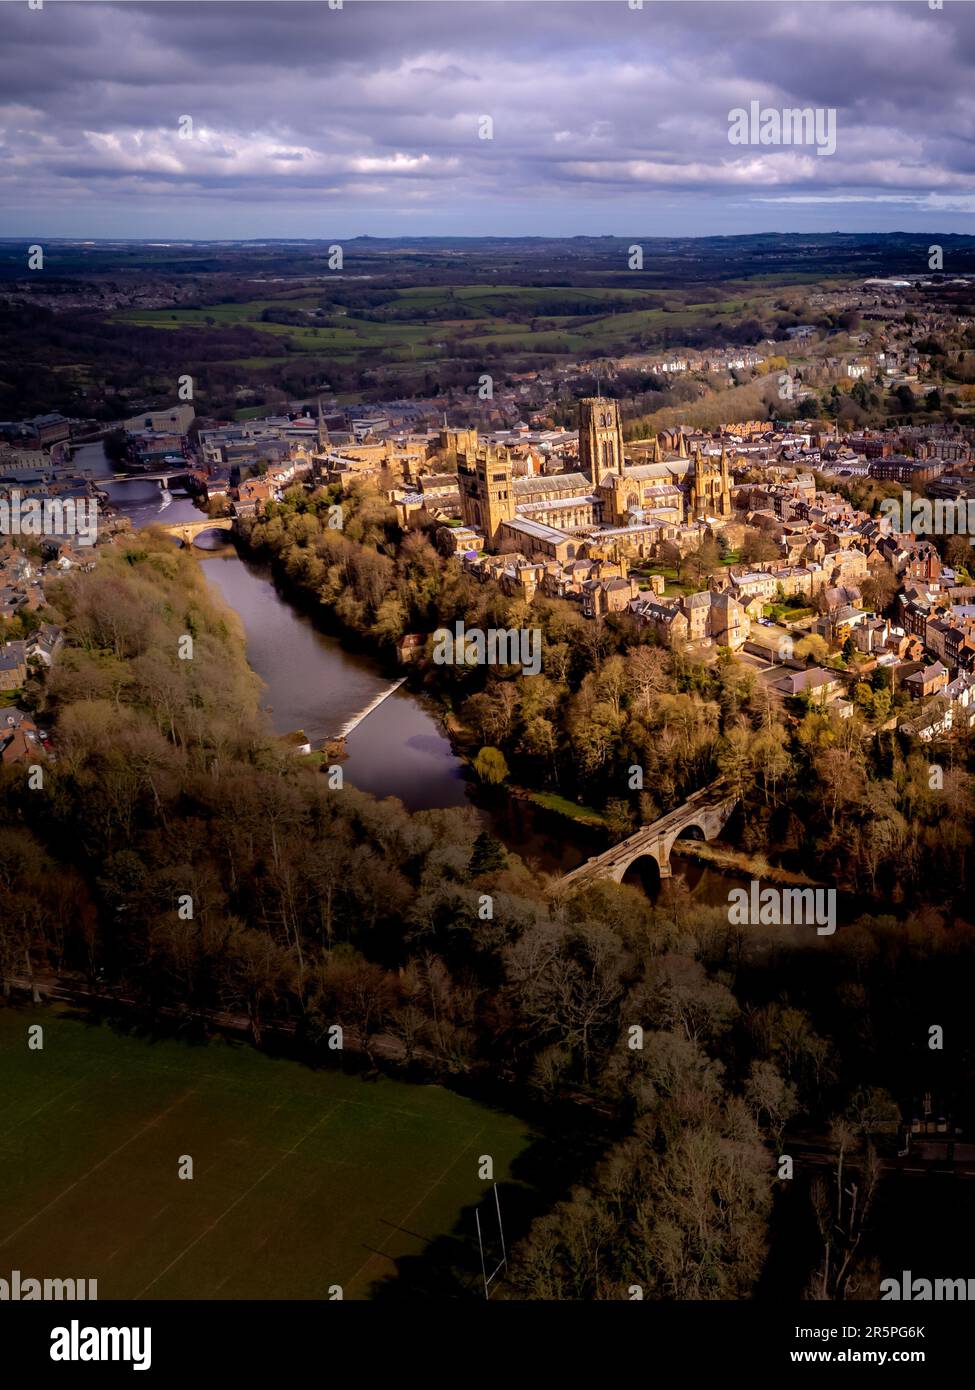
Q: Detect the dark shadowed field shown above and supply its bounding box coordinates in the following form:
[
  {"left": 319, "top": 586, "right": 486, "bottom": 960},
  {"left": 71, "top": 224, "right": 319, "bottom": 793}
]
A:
[{"left": 0, "top": 1007, "right": 531, "bottom": 1299}]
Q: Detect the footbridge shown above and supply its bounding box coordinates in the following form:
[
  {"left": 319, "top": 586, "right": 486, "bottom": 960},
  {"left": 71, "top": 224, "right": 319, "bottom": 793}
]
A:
[
  {"left": 112, "top": 469, "right": 195, "bottom": 486},
  {"left": 559, "top": 783, "right": 740, "bottom": 888},
  {"left": 158, "top": 518, "right": 235, "bottom": 547}
]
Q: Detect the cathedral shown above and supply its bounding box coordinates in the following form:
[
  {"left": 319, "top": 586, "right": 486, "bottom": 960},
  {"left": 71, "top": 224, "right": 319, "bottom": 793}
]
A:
[{"left": 458, "top": 397, "right": 734, "bottom": 557}]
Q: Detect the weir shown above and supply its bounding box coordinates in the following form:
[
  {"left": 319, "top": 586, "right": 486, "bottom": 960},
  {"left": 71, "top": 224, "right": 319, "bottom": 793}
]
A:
[{"left": 334, "top": 677, "right": 408, "bottom": 739}]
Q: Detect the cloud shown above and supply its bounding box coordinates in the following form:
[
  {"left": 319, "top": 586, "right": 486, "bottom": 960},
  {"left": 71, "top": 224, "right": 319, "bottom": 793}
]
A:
[{"left": 1, "top": 0, "right": 972, "bottom": 236}]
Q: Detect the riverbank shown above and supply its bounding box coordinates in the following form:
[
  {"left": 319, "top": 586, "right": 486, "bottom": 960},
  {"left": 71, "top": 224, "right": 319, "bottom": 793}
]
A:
[
  {"left": 669, "top": 840, "right": 826, "bottom": 888},
  {"left": 513, "top": 786, "right": 611, "bottom": 830}
]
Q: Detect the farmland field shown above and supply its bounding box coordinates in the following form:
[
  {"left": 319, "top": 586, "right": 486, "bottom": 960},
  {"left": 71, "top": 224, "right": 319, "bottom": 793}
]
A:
[
  {"left": 111, "top": 280, "right": 802, "bottom": 369},
  {"left": 0, "top": 1007, "right": 532, "bottom": 1300}
]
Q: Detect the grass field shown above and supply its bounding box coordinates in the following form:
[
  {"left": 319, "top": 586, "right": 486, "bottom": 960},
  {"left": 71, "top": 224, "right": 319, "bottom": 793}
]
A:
[
  {"left": 527, "top": 790, "right": 609, "bottom": 829},
  {"left": 112, "top": 280, "right": 805, "bottom": 370},
  {"left": 0, "top": 1007, "right": 532, "bottom": 1300}
]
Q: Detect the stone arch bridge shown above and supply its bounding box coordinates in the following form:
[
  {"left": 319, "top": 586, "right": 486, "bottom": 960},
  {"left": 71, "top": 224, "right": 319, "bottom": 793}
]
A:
[
  {"left": 559, "top": 784, "right": 739, "bottom": 889},
  {"left": 158, "top": 518, "right": 235, "bottom": 547}
]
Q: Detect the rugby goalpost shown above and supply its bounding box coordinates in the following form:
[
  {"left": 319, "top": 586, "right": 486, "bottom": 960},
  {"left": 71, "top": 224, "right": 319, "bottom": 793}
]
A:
[{"left": 475, "top": 1183, "right": 507, "bottom": 1300}]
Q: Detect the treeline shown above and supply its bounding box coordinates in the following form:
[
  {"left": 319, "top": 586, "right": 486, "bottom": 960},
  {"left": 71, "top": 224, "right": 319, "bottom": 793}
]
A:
[{"left": 0, "top": 303, "right": 279, "bottom": 419}]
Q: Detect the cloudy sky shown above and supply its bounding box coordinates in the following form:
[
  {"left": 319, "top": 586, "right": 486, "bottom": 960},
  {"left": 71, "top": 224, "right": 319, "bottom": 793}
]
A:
[{"left": 1, "top": 0, "right": 974, "bottom": 239}]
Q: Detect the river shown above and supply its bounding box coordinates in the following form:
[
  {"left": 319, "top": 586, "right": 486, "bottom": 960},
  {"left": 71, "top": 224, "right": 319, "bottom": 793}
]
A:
[
  {"left": 201, "top": 549, "right": 473, "bottom": 809},
  {"left": 199, "top": 548, "right": 619, "bottom": 880}
]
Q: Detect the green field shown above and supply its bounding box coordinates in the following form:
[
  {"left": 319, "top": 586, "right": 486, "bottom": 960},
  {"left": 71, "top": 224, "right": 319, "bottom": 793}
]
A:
[
  {"left": 112, "top": 280, "right": 800, "bottom": 369},
  {"left": 0, "top": 1007, "right": 532, "bottom": 1299}
]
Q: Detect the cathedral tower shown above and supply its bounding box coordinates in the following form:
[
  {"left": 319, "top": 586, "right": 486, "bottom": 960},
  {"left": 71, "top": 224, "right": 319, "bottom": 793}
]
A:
[
  {"left": 689, "top": 446, "right": 733, "bottom": 520},
  {"left": 579, "top": 397, "right": 624, "bottom": 482},
  {"left": 458, "top": 442, "right": 515, "bottom": 549}
]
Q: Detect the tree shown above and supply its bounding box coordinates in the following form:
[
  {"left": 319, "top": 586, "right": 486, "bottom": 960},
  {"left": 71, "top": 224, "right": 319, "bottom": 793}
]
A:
[
  {"left": 474, "top": 746, "right": 509, "bottom": 785},
  {"left": 717, "top": 723, "right": 754, "bottom": 799},
  {"left": 745, "top": 1060, "right": 798, "bottom": 1146},
  {"left": 740, "top": 528, "right": 781, "bottom": 565},
  {"left": 469, "top": 831, "right": 507, "bottom": 878},
  {"left": 860, "top": 566, "right": 897, "bottom": 614},
  {"left": 626, "top": 646, "right": 671, "bottom": 717},
  {"left": 795, "top": 633, "right": 828, "bottom": 665},
  {"left": 679, "top": 539, "right": 722, "bottom": 587},
  {"left": 519, "top": 715, "right": 559, "bottom": 781},
  {"left": 808, "top": 1119, "right": 882, "bottom": 1301}
]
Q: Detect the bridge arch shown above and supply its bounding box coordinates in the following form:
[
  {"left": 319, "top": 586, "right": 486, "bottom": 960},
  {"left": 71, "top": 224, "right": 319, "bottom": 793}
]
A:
[
  {"left": 187, "top": 524, "right": 233, "bottom": 549},
  {"left": 670, "top": 818, "right": 708, "bottom": 844},
  {"left": 158, "top": 518, "right": 235, "bottom": 547},
  {"left": 619, "top": 852, "right": 663, "bottom": 897}
]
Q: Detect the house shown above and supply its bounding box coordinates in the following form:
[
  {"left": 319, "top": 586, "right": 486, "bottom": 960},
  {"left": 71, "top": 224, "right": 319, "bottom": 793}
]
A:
[
  {"left": 395, "top": 633, "right": 426, "bottom": 664},
  {"left": 0, "top": 640, "right": 28, "bottom": 691},
  {"left": 816, "top": 603, "right": 867, "bottom": 643},
  {"left": 945, "top": 672, "right": 975, "bottom": 728},
  {"left": 771, "top": 667, "right": 845, "bottom": 704},
  {"left": 729, "top": 570, "right": 778, "bottom": 603},
  {"left": 0, "top": 707, "right": 43, "bottom": 764},
  {"left": 630, "top": 597, "right": 690, "bottom": 648},
  {"left": 900, "top": 696, "right": 953, "bottom": 742},
  {"left": 853, "top": 617, "right": 892, "bottom": 654},
  {"left": 26, "top": 623, "right": 64, "bottom": 667},
  {"left": 708, "top": 591, "right": 750, "bottom": 649},
  {"left": 904, "top": 661, "right": 949, "bottom": 701},
  {"left": 581, "top": 576, "right": 639, "bottom": 618}
]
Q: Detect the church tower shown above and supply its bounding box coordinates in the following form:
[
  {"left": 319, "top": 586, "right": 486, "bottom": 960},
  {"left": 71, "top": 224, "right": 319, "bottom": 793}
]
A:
[
  {"left": 720, "top": 446, "right": 732, "bottom": 515},
  {"left": 689, "top": 446, "right": 733, "bottom": 520},
  {"left": 579, "top": 397, "right": 624, "bottom": 482},
  {"left": 458, "top": 442, "right": 515, "bottom": 549}
]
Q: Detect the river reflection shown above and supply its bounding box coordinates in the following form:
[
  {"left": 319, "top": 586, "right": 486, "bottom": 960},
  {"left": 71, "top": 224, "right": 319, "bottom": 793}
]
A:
[{"left": 199, "top": 551, "right": 471, "bottom": 812}]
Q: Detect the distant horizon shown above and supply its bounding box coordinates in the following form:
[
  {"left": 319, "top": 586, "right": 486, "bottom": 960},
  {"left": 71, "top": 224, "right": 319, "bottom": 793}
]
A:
[{"left": 5, "top": 230, "right": 975, "bottom": 245}]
